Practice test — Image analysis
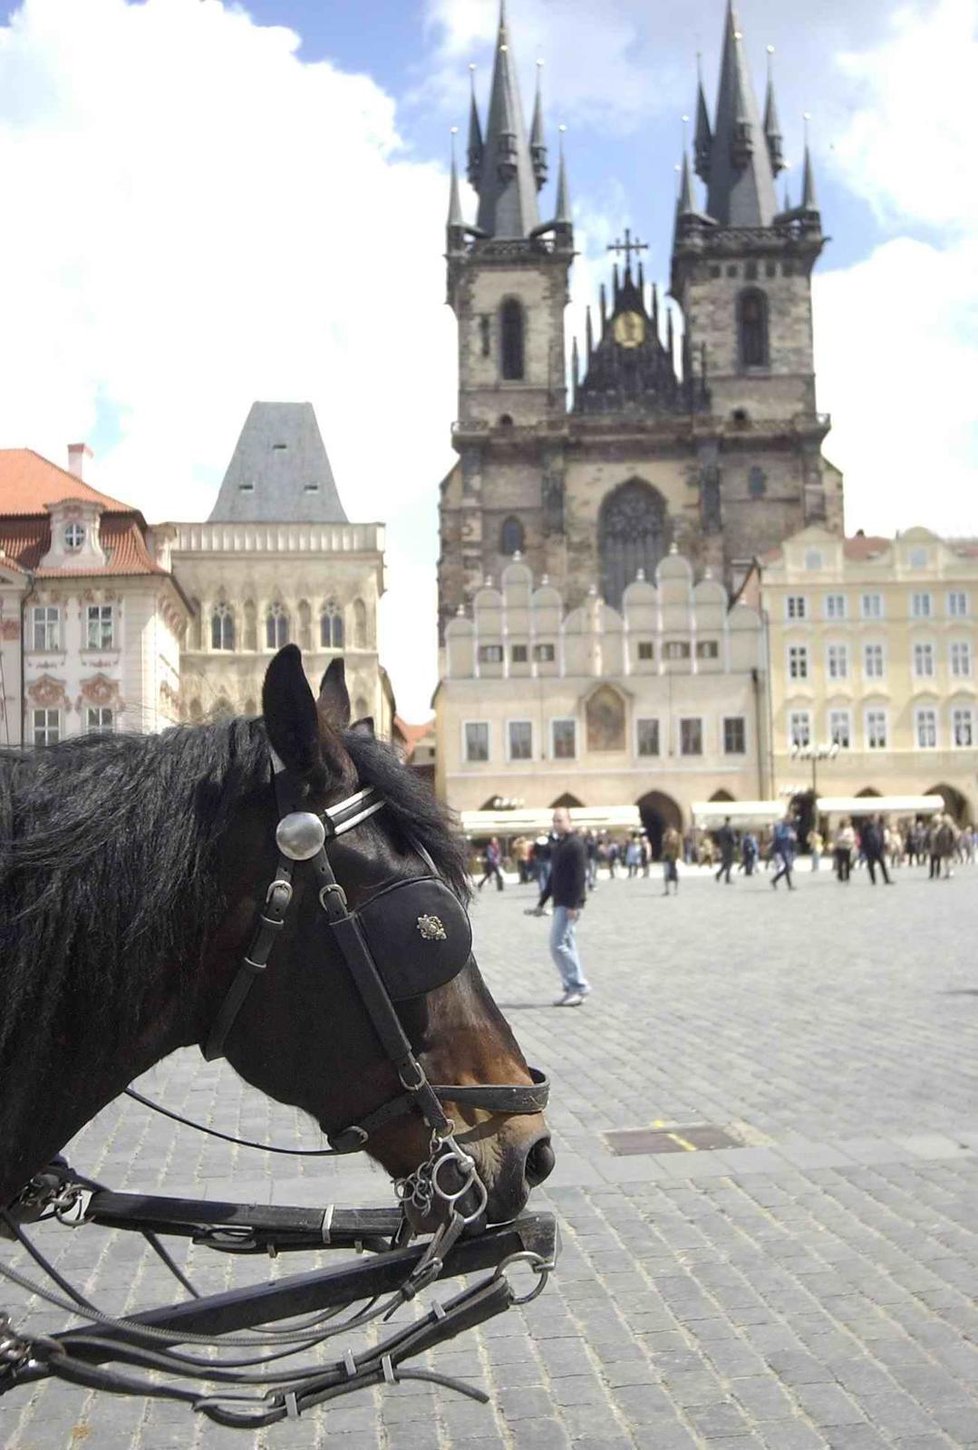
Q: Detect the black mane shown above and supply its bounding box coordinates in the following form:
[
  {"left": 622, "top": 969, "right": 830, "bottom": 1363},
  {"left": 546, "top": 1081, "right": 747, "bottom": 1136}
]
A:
[{"left": 0, "top": 719, "right": 467, "bottom": 1072}]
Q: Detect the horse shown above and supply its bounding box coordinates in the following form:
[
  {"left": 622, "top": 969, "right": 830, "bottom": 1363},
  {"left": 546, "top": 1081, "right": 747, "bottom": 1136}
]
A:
[{"left": 0, "top": 645, "right": 554, "bottom": 1230}]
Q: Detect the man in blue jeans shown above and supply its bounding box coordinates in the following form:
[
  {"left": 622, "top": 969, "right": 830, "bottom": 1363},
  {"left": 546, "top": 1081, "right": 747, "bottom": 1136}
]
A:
[{"left": 536, "top": 807, "right": 590, "bottom": 1006}]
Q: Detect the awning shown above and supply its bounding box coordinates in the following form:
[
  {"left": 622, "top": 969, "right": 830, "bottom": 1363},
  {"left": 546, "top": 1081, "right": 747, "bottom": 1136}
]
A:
[
  {"left": 691, "top": 801, "right": 785, "bottom": 824},
  {"left": 815, "top": 795, "right": 945, "bottom": 816},
  {"left": 460, "top": 805, "right": 642, "bottom": 838}
]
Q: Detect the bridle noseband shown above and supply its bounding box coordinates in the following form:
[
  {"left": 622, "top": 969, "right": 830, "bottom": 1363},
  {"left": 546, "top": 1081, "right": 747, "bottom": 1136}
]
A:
[{"left": 202, "top": 755, "right": 549, "bottom": 1220}]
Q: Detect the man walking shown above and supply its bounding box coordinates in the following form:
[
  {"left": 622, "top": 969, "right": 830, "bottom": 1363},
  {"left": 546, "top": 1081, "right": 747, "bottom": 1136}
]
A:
[
  {"left": 537, "top": 807, "right": 590, "bottom": 1006},
  {"left": 662, "top": 825, "right": 682, "bottom": 895},
  {"left": 715, "top": 817, "right": 736, "bottom": 884},
  {"left": 477, "top": 836, "right": 505, "bottom": 892},
  {"left": 771, "top": 816, "right": 797, "bottom": 890},
  {"left": 862, "top": 815, "right": 893, "bottom": 886}
]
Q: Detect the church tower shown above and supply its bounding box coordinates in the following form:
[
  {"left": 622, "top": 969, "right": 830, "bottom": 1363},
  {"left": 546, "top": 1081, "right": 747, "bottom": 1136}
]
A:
[{"left": 441, "top": 1, "right": 573, "bottom": 632}]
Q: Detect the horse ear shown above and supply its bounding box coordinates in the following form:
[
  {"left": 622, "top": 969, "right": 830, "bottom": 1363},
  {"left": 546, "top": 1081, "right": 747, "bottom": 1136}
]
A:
[
  {"left": 318, "top": 658, "right": 351, "bottom": 730},
  {"left": 262, "top": 645, "right": 322, "bottom": 776},
  {"left": 351, "top": 716, "right": 375, "bottom": 737}
]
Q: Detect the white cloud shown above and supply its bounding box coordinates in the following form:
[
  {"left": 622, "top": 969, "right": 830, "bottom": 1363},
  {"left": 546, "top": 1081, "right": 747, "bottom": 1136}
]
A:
[{"left": 0, "top": 0, "right": 456, "bottom": 718}]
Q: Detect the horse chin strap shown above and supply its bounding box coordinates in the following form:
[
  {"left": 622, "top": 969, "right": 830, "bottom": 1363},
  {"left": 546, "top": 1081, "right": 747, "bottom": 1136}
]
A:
[{"left": 200, "top": 758, "right": 549, "bottom": 1227}]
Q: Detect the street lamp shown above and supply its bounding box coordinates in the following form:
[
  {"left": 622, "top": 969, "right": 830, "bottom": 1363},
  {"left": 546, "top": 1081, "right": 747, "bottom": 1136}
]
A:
[{"left": 789, "top": 740, "right": 840, "bottom": 802}]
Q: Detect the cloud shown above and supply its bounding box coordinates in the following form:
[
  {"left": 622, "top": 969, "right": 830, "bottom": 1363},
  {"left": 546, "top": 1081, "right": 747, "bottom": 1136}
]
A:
[{"left": 0, "top": 0, "right": 456, "bottom": 718}]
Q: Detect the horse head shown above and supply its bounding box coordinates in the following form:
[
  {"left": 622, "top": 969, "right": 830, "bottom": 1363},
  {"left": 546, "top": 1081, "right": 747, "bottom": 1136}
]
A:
[{"left": 203, "top": 645, "right": 554, "bottom": 1229}]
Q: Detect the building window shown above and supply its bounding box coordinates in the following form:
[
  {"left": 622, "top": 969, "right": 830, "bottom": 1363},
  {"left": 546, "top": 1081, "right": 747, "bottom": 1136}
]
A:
[
  {"left": 636, "top": 718, "right": 660, "bottom": 757},
  {"left": 737, "top": 288, "right": 769, "bottom": 368},
  {"left": 508, "top": 721, "right": 532, "bottom": 761},
  {"left": 696, "top": 640, "right": 720, "bottom": 660},
  {"left": 748, "top": 465, "right": 766, "bottom": 497},
  {"left": 804, "top": 549, "right": 823, "bottom": 571},
  {"left": 599, "top": 479, "right": 669, "bottom": 611},
  {"left": 551, "top": 719, "right": 576, "bottom": 759},
  {"left": 86, "top": 604, "right": 114, "bottom": 650},
  {"left": 861, "top": 593, "right": 883, "bottom": 620},
  {"left": 825, "top": 594, "right": 846, "bottom": 620},
  {"left": 908, "top": 547, "right": 928, "bottom": 568},
  {"left": 478, "top": 644, "right": 504, "bottom": 664},
  {"left": 950, "top": 641, "right": 972, "bottom": 677},
  {"left": 637, "top": 640, "right": 654, "bottom": 661},
  {"left": 211, "top": 603, "right": 234, "bottom": 651},
  {"left": 500, "top": 298, "right": 524, "bottom": 380},
  {"left": 265, "top": 604, "right": 289, "bottom": 649},
  {"left": 679, "top": 717, "right": 703, "bottom": 756},
  {"left": 788, "top": 645, "right": 809, "bottom": 680},
  {"left": 320, "top": 600, "right": 344, "bottom": 649},
  {"left": 723, "top": 717, "right": 746, "bottom": 754},
  {"left": 511, "top": 644, "right": 528, "bottom": 663},
  {"left": 664, "top": 640, "right": 691, "bottom": 660},
  {"left": 866, "top": 710, "right": 887, "bottom": 750},
  {"left": 64, "top": 522, "right": 85, "bottom": 552},
  {"left": 864, "top": 643, "right": 885, "bottom": 679},
  {"left": 826, "top": 643, "right": 849, "bottom": 680},
  {"left": 789, "top": 711, "right": 811, "bottom": 748},
  {"left": 86, "top": 706, "right": 114, "bottom": 733},
  {"left": 913, "top": 642, "right": 935, "bottom": 678},
  {"left": 533, "top": 642, "right": 555, "bottom": 663},
  {"left": 479, "top": 315, "right": 491, "bottom": 356},
  {"left": 352, "top": 599, "right": 368, "bottom": 649},
  {"left": 32, "top": 605, "right": 60, "bottom": 651},
  {"left": 786, "top": 595, "right": 807, "bottom": 620},
  {"left": 829, "top": 710, "right": 851, "bottom": 749},
  {"left": 33, "top": 707, "right": 60, "bottom": 745},
  {"left": 948, "top": 591, "right": 969, "bottom": 618},
  {"left": 953, "top": 708, "right": 974, "bottom": 747},
  {"left": 500, "top": 516, "right": 525, "bottom": 556},
  {"left": 464, "top": 722, "right": 489, "bottom": 762},
  {"left": 915, "top": 708, "right": 937, "bottom": 748},
  {"left": 911, "top": 592, "right": 932, "bottom": 619}
]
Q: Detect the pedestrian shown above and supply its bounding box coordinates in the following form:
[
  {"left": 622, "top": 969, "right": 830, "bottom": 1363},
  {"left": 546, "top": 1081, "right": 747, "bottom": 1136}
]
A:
[
  {"left": 607, "top": 840, "right": 620, "bottom": 878},
  {"left": 862, "top": 815, "right": 893, "bottom": 886},
  {"left": 477, "top": 835, "right": 505, "bottom": 892},
  {"left": 532, "top": 834, "right": 552, "bottom": 895},
  {"left": 834, "top": 818, "right": 855, "bottom": 882},
  {"left": 741, "top": 831, "right": 758, "bottom": 877},
  {"left": 771, "top": 816, "right": 797, "bottom": 890},
  {"left": 807, "top": 827, "right": 823, "bottom": 871},
  {"left": 715, "top": 816, "right": 736, "bottom": 884},
  {"left": 932, "top": 814, "right": 957, "bottom": 879},
  {"left": 584, "top": 830, "right": 598, "bottom": 891},
  {"left": 536, "top": 807, "right": 590, "bottom": 1006},
  {"left": 625, "top": 836, "right": 642, "bottom": 878},
  {"left": 662, "top": 825, "right": 681, "bottom": 895}
]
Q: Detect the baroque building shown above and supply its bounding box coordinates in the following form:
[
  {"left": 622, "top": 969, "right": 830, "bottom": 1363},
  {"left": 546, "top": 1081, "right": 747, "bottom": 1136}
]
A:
[
  {"left": 0, "top": 446, "right": 188, "bottom": 745},
  {"left": 170, "top": 402, "right": 394, "bottom": 732},
  {"left": 438, "top": 0, "right": 843, "bottom": 644}
]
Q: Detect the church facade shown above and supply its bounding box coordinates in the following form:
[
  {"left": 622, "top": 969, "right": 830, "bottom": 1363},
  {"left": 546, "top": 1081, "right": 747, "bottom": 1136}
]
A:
[{"left": 438, "top": 0, "right": 843, "bottom": 646}]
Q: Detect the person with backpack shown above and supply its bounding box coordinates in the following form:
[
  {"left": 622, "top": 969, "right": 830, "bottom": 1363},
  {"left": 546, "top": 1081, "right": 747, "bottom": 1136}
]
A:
[
  {"left": 477, "top": 836, "right": 505, "bottom": 892},
  {"left": 771, "top": 817, "right": 797, "bottom": 891}
]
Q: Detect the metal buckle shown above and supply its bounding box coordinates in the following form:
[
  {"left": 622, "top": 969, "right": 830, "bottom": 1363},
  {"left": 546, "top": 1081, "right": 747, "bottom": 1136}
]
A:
[{"left": 318, "top": 882, "right": 348, "bottom": 913}]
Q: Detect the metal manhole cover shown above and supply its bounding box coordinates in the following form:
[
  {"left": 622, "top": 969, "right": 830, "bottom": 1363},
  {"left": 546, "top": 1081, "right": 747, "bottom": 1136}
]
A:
[{"left": 604, "top": 1124, "right": 743, "bottom": 1157}]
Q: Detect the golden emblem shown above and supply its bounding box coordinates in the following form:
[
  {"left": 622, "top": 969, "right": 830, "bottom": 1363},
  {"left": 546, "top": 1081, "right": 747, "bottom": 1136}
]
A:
[{"left": 416, "top": 914, "right": 447, "bottom": 942}]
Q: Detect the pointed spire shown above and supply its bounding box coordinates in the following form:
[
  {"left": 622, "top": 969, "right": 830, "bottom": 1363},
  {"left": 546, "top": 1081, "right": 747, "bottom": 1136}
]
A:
[
  {"left": 585, "top": 305, "right": 594, "bottom": 359},
  {"left": 530, "top": 60, "right": 547, "bottom": 191},
  {"left": 554, "top": 126, "right": 572, "bottom": 224},
  {"left": 763, "top": 47, "right": 785, "bottom": 175},
  {"left": 801, "top": 121, "right": 819, "bottom": 212},
  {"left": 677, "top": 149, "right": 696, "bottom": 214},
  {"left": 466, "top": 65, "right": 483, "bottom": 190},
  {"left": 694, "top": 54, "right": 712, "bottom": 181},
  {"left": 475, "top": 1, "right": 540, "bottom": 238},
  {"left": 651, "top": 282, "right": 660, "bottom": 339},
  {"left": 599, "top": 283, "right": 608, "bottom": 334},
  {"left": 447, "top": 129, "right": 464, "bottom": 230},
  {"left": 667, "top": 307, "right": 676, "bottom": 366},
  {"left": 706, "top": 1, "right": 778, "bottom": 226}
]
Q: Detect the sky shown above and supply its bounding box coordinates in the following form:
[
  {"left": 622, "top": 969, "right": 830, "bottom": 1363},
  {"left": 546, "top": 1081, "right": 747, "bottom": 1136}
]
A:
[{"left": 0, "top": 0, "right": 975, "bottom": 719}]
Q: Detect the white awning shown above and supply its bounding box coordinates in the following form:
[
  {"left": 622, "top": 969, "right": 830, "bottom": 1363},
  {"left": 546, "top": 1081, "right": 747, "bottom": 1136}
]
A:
[
  {"left": 816, "top": 795, "right": 945, "bottom": 816},
  {"left": 691, "top": 800, "right": 785, "bottom": 823},
  {"left": 460, "top": 805, "right": 642, "bottom": 837}
]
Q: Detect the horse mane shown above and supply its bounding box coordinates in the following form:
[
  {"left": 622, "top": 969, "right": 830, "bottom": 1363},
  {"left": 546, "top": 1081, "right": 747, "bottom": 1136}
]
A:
[{"left": 0, "top": 718, "right": 467, "bottom": 1072}]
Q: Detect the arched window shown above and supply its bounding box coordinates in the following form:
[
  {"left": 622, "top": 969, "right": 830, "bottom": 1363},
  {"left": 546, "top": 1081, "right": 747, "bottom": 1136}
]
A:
[
  {"left": 599, "top": 479, "right": 669, "bottom": 610},
  {"left": 353, "top": 599, "right": 367, "bottom": 650},
  {"left": 500, "top": 298, "right": 524, "bottom": 380},
  {"left": 265, "top": 603, "right": 289, "bottom": 650},
  {"left": 500, "top": 516, "right": 525, "bottom": 556},
  {"left": 738, "top": 288, "right": 769, "bottom": 368},
  {"left": 320, "top": 600, "right": 344, "bottom": 649},
  {"left": 298, "top": 599, "right": 312, "bottom": 651},
  {"left": 210, "top": 602, "right": 234, "bottom": 651}
]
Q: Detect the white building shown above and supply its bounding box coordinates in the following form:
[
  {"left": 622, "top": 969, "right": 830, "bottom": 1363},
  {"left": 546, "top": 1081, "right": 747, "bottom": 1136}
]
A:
[{"left": 0, "top": 446, "right": 189, "bottom": 746}]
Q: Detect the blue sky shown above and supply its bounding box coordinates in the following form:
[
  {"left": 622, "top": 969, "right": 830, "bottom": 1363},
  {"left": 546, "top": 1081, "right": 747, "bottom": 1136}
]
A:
[{"left": 0, "top": 0, "right": 974, "bottom": 716}]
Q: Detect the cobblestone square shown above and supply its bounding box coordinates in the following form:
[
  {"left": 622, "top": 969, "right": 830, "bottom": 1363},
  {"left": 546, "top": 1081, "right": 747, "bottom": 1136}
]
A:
[{"left": 5, "top": 862, "right": 978, "bottom": 1447}]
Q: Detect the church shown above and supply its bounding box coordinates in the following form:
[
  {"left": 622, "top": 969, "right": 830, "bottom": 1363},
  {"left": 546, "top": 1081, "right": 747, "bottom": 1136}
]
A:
[{"left": 438, "top": 0, "right": 843, "bottom": 638}]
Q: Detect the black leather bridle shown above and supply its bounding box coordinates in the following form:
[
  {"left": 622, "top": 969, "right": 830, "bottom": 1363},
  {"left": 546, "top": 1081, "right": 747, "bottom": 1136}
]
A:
[{"left": 203, "top": 757, "right": 550, "bottom": 1170}]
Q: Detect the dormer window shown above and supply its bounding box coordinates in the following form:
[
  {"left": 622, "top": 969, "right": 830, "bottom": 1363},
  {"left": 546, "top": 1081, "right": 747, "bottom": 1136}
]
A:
[{"left": 64, "top": 522, "right": 86, "bottom": 551}]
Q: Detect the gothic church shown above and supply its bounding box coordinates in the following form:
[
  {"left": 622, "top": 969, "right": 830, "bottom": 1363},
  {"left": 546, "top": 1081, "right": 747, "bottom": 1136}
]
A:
[{"left": 438, "top": 0, "right": 843, "bottom": 636}]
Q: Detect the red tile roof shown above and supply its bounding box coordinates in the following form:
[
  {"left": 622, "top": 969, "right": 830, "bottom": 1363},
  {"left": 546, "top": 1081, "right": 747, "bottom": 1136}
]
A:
[
  {"left": 0, "top": 448, "right": 137, "bottom": 517},
  {"left": 842, "top": 535, "right": 890, "bottom": 560}
]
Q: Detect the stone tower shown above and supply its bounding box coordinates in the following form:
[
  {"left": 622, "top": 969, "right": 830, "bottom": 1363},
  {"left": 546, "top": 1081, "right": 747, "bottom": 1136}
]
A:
[{"left": 438, "top": 0, "right": 843, "bottom": 639}]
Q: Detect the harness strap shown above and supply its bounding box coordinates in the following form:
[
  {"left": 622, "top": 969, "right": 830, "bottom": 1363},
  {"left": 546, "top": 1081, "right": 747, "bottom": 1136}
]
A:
[{"left": 202, "top": 866, "right": 293, "bottom": 1063}]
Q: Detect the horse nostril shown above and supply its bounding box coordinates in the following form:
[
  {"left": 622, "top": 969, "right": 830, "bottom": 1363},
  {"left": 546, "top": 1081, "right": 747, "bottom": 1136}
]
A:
[{"left": 525, "top": 1134, "right": 556, "bottom": 1188}]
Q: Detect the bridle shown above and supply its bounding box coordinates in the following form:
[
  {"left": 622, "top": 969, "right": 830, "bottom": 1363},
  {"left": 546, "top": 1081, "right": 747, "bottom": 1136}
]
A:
[{"left": 202, "top": 753, "right": 550, "bottom": 1225}]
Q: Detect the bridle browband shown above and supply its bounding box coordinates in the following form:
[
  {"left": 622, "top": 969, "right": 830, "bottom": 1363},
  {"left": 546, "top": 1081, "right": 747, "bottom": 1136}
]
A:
[{"left": 201, "top": 754, "right": 549, "bottom": 1211}]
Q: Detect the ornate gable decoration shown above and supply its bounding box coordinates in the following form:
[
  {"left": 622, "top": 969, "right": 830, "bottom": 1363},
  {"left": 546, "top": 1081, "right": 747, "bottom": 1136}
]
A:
[{"left": 27, "top": 674, "right": 69, "bottom": 709}]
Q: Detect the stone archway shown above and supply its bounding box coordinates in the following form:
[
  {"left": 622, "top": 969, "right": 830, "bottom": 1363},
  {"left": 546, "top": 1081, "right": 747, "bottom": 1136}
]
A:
[
  {"left": 598, "top": 479, "right": 670, "bottom": 609},
  {"left": 710, "top": 789, "right": 736, "bottom": 803},
  {"left": 551, "top": 793, "right": 584, "bottom": 809},
  {"left": 927, "top": 783, "right": 970, "bottom": 825},
  {"left": 637, "top": 790, "right": 682, "bottom": 862}
]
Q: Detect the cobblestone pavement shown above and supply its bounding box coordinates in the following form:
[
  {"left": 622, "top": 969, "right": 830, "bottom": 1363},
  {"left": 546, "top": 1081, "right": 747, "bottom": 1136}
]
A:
[{"left": 5, "top": 862, "right": 978, "bottom": 1448}]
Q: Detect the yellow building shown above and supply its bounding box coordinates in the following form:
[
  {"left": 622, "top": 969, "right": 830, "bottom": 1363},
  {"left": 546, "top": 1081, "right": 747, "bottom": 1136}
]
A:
[
  {"left": 436, "top": 548, "right": 768, "bottom": 852},
  {"left": 753, "top": 526, "right": 978, "bottom": 822}
]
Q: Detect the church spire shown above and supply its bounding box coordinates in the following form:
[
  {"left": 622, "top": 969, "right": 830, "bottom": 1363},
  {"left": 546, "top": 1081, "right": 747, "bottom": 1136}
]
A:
[
  {"left": 763, "top": 47, "right": 785, "bottom": 176},
  {"left": 447, "top": 130, "right": 464, "bottom": 233},
  {"left": 800, "top": 136, "right": 819, "bottom": 213},
  {"left": 475, "top": 0, "right": 540, "bottom": 238},
  {"left": 677, "top": 149, "right": 696, "bottom": 215},
  {"left": 530, "top": 60, "right": 548, "bottom": 191},
  {"left": 694, "top": 55, "right": 712, "bottom": 182},
  {"left": 466, "top": 64, "right": 483, "bottom": 190},
  {"left": 705, "top": 1, "right": 778, "bottom": 227}
]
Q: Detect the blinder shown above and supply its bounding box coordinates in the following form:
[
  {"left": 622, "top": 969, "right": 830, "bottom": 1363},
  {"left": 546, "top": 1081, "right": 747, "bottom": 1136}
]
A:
[{"left": 353, "top": 877, "right": 472, "bottom": 1002}]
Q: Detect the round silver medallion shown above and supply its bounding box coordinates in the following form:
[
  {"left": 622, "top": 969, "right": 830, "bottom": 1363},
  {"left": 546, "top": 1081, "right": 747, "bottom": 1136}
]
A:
[{"left": 275, "top": 812, "right": 327, "bottom": 861}]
